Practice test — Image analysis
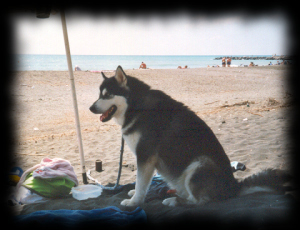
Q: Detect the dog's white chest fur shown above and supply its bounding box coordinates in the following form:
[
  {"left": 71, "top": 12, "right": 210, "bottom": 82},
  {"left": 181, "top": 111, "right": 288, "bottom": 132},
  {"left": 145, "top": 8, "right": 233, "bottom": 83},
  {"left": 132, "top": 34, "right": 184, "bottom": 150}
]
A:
[
  {"left": 122, "top": 119, "right": 141, "bottom": 154},
  {"left": 122, "top": 131, "right": 141, "bottom": 154}
]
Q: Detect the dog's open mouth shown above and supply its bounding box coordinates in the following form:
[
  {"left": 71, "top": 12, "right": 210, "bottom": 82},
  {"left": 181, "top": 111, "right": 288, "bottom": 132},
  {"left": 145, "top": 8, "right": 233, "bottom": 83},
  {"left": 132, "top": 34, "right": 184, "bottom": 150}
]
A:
[{"left": 100, "top": 105, "right": 117, "bottom": 122}]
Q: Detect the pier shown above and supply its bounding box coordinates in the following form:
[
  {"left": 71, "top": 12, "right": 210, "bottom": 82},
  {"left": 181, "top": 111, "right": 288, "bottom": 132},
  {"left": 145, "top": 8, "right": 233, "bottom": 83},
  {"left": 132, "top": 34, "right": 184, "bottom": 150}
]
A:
[{"left": 214, "top": 55, "right": 293, "bottom": 61}]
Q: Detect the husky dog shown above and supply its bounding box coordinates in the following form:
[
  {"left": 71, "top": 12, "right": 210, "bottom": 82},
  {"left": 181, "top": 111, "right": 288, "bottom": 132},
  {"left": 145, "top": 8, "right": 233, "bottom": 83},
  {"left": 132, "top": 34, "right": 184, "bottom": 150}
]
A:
[{"left": 90, "top": 66, "right": 288, "bottom": 207}]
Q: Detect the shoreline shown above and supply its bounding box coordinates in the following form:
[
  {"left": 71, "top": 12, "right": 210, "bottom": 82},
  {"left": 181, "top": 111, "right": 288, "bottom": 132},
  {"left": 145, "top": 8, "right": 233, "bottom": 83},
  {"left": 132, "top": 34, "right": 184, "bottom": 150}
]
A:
[
  {"left": 14, "top": 54, "right": 292, "bottom": 72},
  {"left": 12, "top": 64, "right": 291, "bottom": 72}
]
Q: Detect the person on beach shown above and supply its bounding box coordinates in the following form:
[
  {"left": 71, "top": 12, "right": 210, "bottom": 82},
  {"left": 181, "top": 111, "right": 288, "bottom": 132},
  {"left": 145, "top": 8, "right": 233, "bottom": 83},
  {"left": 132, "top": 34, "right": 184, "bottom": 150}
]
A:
[
  {"left": 178, "top": 65, "right": 188, "bottom": 69},
  {"left": 226, "top": 57, "right": 231, "bottom": 67},
  {"left": 222, "top": 57, "right": 226, "bottom": 67},
  {"left": 139, "top": 62, "right": 147, "bottom": 69},
  {"left": 75, "top": 65, "right": 81, "bottom": 71},
  {"left": 249, "top": 62, "right": 254, "bottom": 67}
]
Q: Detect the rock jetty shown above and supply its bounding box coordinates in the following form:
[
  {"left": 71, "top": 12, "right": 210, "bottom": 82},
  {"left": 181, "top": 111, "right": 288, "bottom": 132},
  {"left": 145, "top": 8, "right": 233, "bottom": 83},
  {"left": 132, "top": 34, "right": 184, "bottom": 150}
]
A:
[{"left": 214, "top": 55, "right": 293, "bottom": 60}]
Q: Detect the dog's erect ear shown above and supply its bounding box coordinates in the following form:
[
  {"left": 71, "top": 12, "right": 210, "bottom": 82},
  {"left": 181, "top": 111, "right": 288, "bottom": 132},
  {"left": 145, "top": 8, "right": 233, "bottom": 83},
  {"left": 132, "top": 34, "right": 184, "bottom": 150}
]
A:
[
  {"left": 114, "top": 66, "right": 127, "bottom": 87},
  {"left": 101, "top": 72, "right": 108, "bottom": 80}
]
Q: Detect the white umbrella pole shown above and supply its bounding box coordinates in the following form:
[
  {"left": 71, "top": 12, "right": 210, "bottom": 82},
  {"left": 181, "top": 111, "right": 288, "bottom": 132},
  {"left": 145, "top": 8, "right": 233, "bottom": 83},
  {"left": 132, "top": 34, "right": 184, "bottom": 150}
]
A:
[{"left": 60, "top": 10, "right": 88, "bottom": 184}]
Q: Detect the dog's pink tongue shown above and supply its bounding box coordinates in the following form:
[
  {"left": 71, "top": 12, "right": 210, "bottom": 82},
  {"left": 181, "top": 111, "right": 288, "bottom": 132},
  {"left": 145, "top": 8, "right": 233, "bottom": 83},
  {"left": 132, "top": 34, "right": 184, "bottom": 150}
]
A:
[
  {"left": 100, "top": 110, "right": 109, "bottom": 122},
  {"left": 100, "top": 115, "right": 104, "bottom": 122}
]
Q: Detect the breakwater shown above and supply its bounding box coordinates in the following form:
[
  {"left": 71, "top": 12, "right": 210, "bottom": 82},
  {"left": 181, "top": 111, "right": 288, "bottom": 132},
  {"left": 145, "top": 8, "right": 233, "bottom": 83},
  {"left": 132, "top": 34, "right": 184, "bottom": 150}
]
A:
[{"left": 214, "top": 55, "right": 292, "bottom": 60}]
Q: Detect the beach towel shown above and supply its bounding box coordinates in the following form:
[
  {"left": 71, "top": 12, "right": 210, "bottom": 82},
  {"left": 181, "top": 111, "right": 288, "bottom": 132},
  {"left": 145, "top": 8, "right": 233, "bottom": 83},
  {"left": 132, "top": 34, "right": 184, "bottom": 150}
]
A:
[
  {"left": 15, "top": 206, "right": 147, "bottom": 228},
  {"left": 17, "top": 171, "right": 296, "bottom": 228}
]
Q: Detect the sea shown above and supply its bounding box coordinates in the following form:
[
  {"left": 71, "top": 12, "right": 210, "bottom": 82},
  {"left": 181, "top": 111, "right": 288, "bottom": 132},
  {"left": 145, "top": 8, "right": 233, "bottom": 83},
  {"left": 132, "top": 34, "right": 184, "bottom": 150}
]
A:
[{"left": 13, "top": 54, "right": 275, "bottom": 71}]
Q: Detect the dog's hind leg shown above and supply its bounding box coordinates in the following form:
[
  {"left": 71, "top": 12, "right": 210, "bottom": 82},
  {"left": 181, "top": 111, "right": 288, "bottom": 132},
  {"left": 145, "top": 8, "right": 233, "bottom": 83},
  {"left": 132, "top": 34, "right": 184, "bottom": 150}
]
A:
[
  {"left": 162, "top": 160, "right": 203, "bottom": 207},
  {"left": 163, "top": 157, "right": 221, "bottom": 207},
  {"left": 121, "top": 156, "right": 156, "bottom": 206}
]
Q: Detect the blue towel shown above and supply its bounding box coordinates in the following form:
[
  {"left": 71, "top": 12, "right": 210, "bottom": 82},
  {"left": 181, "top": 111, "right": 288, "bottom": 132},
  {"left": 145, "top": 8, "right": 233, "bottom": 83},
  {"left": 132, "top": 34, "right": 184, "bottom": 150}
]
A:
[{"left": 15, "top": 206, "right": 147, "bottom": 227}]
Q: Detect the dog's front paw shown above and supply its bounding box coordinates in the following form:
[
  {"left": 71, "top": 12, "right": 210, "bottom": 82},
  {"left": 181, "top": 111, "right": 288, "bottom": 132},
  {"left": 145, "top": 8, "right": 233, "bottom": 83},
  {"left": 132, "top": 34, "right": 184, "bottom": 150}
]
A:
[
  {"left": 128, "top": 189, "right": 135, "bottom": 197},
  {"left": 120, "top": 198, "right": 139, "bottom": 207},
  {"left": 162, "top": 197, "right": 178, "bottom": 207}
]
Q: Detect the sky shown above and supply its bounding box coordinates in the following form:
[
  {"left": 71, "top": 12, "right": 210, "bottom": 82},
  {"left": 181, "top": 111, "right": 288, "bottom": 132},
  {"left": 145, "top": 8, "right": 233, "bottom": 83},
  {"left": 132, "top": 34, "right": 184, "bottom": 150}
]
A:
[{"left": 10, "top": 11, "right": 289, "bottom": 55}]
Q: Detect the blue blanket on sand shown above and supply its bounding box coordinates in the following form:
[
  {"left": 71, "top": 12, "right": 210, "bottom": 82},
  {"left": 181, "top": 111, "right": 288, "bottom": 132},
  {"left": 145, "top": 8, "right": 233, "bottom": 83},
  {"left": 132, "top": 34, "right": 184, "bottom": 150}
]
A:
[
  {"left": 14, "top": 172, "right": 296, "bottom": 228},
  {"left": 15, "top": 206, "right": 146, "bottom": 227}
]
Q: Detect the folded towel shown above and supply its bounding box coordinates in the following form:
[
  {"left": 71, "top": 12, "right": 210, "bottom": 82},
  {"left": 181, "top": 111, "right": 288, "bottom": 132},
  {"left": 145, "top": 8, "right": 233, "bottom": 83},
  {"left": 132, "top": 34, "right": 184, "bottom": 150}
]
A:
[{"left": 17, "top": 158, "right": 78, "bottom": 190}]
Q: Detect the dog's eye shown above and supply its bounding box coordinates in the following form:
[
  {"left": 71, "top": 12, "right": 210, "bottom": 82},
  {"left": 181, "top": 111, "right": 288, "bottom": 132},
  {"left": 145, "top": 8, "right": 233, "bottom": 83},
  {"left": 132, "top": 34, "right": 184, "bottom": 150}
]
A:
[{"left": 100, "top": 89, "right": 112, "bottom": 99}]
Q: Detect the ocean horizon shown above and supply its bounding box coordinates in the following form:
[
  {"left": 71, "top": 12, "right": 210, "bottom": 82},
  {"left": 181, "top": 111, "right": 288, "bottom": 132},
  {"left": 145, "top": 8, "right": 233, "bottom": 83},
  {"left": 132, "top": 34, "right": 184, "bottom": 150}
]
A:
[{"left": 13, "top": 54, "right": 276, "bottom": 71}]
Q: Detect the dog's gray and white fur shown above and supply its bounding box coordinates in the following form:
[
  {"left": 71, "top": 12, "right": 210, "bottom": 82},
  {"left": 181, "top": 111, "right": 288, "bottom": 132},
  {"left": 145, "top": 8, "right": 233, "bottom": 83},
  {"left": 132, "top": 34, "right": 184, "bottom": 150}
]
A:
[{"left": 90, "top": 66, "right": 288, "bottom": 207}]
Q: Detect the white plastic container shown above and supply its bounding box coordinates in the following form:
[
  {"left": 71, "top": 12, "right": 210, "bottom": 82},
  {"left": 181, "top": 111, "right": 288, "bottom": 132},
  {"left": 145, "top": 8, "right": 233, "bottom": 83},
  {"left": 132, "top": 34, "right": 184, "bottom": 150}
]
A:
[{"left": 71, "top": 185, "right": 102, "bottom": 200}]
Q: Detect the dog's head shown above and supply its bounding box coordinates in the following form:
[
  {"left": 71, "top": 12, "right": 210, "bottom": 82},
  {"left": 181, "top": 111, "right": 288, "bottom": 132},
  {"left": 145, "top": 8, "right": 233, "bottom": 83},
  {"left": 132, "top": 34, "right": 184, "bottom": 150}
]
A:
[{"left": 90, "top": 66, "right": 129, "bottom": 124}]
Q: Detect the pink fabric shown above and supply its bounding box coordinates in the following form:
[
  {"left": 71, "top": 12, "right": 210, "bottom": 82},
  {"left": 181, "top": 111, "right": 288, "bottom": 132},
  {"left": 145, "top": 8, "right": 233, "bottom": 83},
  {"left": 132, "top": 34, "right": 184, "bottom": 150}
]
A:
[{"left": 17, "top": 158, "right": 78, "bottom": 189}]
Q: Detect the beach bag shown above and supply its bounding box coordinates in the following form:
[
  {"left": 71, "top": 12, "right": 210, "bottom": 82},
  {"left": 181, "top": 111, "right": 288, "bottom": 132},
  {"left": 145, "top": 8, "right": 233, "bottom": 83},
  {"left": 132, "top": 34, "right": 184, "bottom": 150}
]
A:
[{"left": 22, "top": 172, "right": 76, "bottom": 198}]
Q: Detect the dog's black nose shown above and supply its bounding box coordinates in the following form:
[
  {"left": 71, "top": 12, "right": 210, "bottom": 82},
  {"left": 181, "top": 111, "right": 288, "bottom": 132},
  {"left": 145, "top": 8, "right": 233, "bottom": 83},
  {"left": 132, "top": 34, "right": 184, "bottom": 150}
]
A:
[{"left": 89, "top": 105, "right": 95, "bottom": 113}]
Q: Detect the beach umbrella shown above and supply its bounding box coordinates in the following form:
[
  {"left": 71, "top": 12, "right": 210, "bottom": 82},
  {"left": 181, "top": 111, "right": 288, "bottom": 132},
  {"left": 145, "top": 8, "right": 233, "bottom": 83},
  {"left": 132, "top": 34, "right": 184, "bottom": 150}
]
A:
[{"left": 36, "top": 8, "right": 88, "bottom": 184}]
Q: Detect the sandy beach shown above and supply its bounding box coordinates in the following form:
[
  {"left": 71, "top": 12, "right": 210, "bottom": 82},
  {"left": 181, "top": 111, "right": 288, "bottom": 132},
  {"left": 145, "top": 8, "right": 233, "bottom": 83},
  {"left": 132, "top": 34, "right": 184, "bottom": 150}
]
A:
[
  {"left": 11, "top": 65, "right": 293, "bottom": 186},
  {"left": 9, "top": 65, "right": 297, "bottom": 226}
]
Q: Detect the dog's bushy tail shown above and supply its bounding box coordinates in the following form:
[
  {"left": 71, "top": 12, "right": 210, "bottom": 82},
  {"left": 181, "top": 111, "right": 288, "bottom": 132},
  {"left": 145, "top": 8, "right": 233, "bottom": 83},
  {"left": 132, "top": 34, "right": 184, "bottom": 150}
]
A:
[{"left": 237, "top": 169, "right": 292, "bottom": 196}]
